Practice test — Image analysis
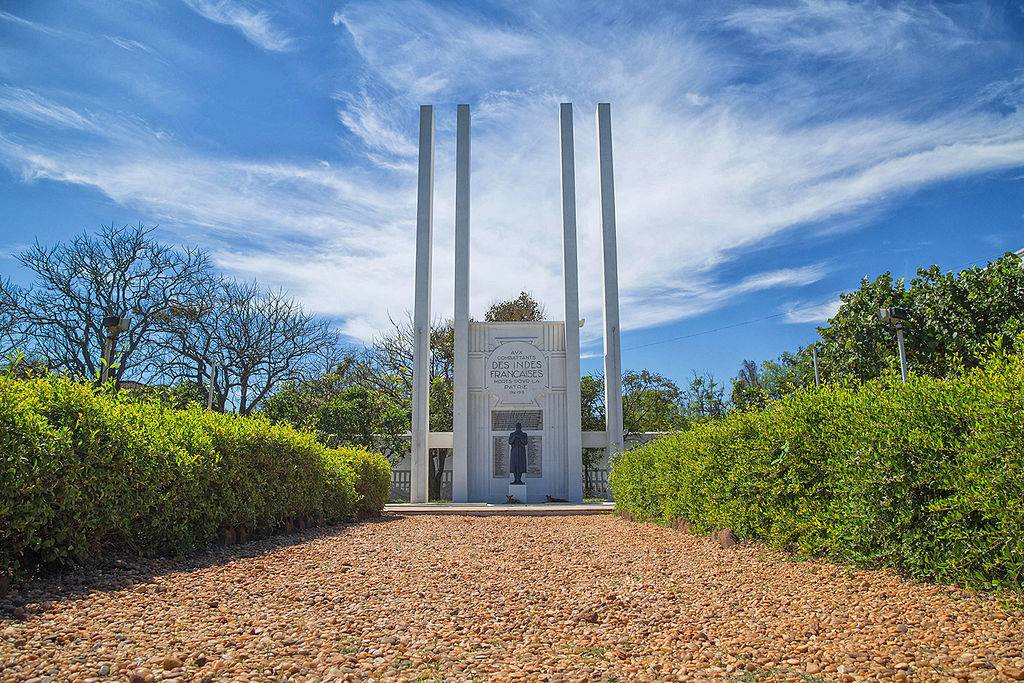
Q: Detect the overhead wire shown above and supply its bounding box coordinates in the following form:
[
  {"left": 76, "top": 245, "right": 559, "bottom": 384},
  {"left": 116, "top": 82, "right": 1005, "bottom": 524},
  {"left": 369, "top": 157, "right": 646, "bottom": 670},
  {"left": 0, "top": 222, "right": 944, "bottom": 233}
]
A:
[{"left": 622, "top": 302, "right": 831, "bottom": 352}]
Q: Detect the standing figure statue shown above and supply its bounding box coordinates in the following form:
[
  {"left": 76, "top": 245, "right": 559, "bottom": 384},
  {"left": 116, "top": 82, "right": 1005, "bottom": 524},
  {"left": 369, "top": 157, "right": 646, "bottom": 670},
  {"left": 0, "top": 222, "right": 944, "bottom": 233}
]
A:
[{"left": 508, "top": 422, "right": 528, "bottom": 485}]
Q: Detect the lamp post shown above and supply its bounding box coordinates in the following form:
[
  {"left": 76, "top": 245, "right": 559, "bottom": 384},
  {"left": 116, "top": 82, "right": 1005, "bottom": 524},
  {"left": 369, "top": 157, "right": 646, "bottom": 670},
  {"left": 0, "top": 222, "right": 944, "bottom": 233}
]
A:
[
  {"left": 879, "top": 307, "right": 910, "bottom": 383},
  {"left": 207, "top": 362, "right": 225, "bottom": 411},
  {"left": 99, "top": 314, "right": 130, "bottom": 384},
  {"left": 811, "top": 343, "right": 820, "bottom": 387}
]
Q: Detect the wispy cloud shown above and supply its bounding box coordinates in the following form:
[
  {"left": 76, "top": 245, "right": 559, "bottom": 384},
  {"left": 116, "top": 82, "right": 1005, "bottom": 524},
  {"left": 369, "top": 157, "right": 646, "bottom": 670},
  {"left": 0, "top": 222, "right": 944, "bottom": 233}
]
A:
[
  {"left": 0, "top": 10, "right": 64, "bottom": 37},
  {"left": 0, "top": 87, "right": 96, "bottom": 131},
  {"left": 0, "top": 1, "right": 1022, "bottom": 346},
  {"left": 105, "top": 36, "right": 153, "bottom": 54},
  {"left": 722, "top": 1, "right": 974, "bottom": 60},
  {"left": 622, "top": 266, "right": 828, "bottom": 332},
  {"left": 783, "top": 298, "right": 843, "bottom": 324},
  {"left": 182, "top": 0, "right": 293, "bottom": 52},
  {"left": 334, "top": 91, "right": 417, "bottom": 161}
]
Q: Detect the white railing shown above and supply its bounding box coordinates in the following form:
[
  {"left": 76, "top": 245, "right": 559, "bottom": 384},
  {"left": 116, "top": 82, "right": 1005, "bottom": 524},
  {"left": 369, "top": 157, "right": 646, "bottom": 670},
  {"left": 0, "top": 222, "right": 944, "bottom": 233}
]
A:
[
  {"left": 583, "top": 468, "right": 611, "bottom": 498},
  {"left": 391, "top": 470, "right": 452, "bottom": 502}
]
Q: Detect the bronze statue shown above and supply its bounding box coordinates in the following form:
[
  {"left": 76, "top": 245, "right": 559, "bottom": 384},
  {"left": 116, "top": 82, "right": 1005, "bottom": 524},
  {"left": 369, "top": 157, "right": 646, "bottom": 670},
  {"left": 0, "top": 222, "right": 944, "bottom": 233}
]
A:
[{"left": 508, "top": 422, "right": 528, "bottom": 485}]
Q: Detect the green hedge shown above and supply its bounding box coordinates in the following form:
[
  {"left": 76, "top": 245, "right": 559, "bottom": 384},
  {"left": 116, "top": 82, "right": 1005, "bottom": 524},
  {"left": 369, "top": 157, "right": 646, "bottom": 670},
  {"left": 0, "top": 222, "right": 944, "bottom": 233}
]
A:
[
  {"left": 349, "top": 448, "right": 392, "bottom": 517},
  {"left": 0, "top": 373, "right": 391, "bottom": 576},
  {"left": 610, "top": 351, "right": 1024, "bottom": 592}
]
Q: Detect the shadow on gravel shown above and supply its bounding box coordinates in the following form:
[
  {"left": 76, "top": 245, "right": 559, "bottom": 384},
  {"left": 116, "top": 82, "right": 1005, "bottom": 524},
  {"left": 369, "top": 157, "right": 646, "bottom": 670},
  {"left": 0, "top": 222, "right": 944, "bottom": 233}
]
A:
[{"left": 0, "top": 515, "right": 399, "bottom": 618}]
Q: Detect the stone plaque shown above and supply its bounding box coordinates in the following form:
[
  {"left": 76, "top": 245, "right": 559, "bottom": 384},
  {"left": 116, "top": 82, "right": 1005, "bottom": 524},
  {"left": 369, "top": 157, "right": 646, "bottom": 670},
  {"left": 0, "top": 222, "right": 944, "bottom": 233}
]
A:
[
  {"left": 493, "top": 435, "right": 542, "bottom": 478},
  {"left": 493, "top": 437, "right": 508, "bottom": 478},
  {"left": 491, "top": 409, "right": 543, "bottom": 431},
  {"left": 485, "top": 341, "right": 548, "bottom": 403},
  {"left": 526, "top": 436, "right": 542, "bottom": 478}
]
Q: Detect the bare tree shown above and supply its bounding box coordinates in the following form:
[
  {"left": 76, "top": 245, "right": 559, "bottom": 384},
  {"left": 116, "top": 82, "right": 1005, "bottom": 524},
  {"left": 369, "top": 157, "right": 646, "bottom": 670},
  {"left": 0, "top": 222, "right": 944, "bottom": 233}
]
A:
[
  {"left": 358, "top": 313, "right": 452, "bottom": 405},
  {"left": 357, "top": 314, "right": 453, "bottom": 498},
  {"left": 154, "top": 279, "right": 340, "bottom": 415},
  {"left": 0, "top": 224, "right": 211, "bottom": 384},
  {"left": 219, "top": 283, "right": 340, "bottom": 414},
  {"left": 0, "top": 301, "right": 17, "bottom": 358}
]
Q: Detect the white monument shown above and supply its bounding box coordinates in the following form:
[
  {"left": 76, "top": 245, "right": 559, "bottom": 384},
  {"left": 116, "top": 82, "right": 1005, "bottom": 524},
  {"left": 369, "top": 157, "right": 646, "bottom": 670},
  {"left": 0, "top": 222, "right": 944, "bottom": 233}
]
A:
[{"left": 410, "top": 103, "right": 623, "bottom": 504}]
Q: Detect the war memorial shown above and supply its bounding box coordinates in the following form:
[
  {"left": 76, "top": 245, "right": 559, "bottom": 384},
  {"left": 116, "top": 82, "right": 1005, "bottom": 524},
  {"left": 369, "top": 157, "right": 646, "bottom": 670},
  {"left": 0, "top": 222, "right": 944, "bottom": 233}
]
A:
[{"left": 407, "top": 103, "right": 625, "bottom": 504}]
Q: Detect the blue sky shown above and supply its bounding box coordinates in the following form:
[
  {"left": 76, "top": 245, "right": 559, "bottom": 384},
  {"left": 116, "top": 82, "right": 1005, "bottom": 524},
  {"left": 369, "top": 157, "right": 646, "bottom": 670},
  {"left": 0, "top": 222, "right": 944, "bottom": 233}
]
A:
[{"left": 1, "top": 1, "right": 1022, "bottom": 386}]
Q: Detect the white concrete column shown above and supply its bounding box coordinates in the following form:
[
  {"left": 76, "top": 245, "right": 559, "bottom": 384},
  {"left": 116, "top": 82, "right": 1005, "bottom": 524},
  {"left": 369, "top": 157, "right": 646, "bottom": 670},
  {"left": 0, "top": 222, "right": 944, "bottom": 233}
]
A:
[
  {"left": 410, "top": 105, "right": 434, "bottom": 503},
  {"left": 452, "top": 104, "right": 471, "bottom": 502},
  {"left": 597, "top": 102, "right": 624, "bottom": 457},
  {"left": 559, "top": 103, "right": 584, "bottom": 502}
]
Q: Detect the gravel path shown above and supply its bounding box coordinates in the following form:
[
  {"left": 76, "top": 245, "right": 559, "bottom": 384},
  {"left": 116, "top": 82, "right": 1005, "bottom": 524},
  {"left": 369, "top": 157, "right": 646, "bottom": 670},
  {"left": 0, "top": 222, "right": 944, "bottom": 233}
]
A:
[{"left": 2, "top": 514, "right": 1022, "bottom": 682}]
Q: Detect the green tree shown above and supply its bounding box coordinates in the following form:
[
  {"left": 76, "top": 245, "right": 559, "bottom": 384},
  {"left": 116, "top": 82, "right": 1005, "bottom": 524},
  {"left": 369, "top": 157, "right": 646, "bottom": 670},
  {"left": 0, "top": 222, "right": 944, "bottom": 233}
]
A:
[
  {"left": 580, "top": 370, "right": 688, "bottom": 486},
  {"left": 484, "top": 291, "right": 546, "bottom": 322},
  {"left": 682, "top": 372, "right": 727, "bottom": 421},
  {"left": 264, "top": 360, "right": 409, "bottom": 460},
  {"left": 581, "top": 370, "right": 688, "bottom": 437},
  {"left": 816, "top": 271, "right": 907, "bottom": 382},
  {"left": 757, "top": 348, "right": 817, "bottom": 400},
  {"left": 817, "top": 252, "right": 1024, "bottom": 382},
  {"left": 729, "top": 359, "right": 767, "bottom": 411}
]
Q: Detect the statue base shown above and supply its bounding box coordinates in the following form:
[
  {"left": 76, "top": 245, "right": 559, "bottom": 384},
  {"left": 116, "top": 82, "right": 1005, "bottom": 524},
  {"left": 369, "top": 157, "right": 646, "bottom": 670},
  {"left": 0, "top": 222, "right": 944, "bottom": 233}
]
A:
[{"left": 507, "top": 483, "right": 527, "bottom": 504}]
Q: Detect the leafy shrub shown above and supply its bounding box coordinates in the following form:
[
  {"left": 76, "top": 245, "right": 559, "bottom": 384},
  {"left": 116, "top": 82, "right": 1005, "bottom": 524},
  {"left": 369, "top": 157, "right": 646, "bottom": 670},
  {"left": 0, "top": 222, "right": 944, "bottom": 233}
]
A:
[
  {"left": 610, "top": 350, "right": 1024, "bottom": 592},
  {"left": 348, "top": 449, "right": 392, "bottom": 517},
  {"left": 0, "top": 373, "right": 390, "bottom": 576}
]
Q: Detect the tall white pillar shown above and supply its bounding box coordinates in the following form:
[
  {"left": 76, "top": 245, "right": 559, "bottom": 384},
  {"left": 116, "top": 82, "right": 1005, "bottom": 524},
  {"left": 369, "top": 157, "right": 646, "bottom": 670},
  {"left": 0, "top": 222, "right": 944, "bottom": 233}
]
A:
[
  {"left": 452, "top": 104, "right": 471, "bottom": 502},
  {"left": 410, "top": 105, "right": 434, "bottom": 503},
  {"left": 559, "top": 103, "right": 584, "bottom": 502},
  {"left": 597, "top": 102, "right": 624, "bottom": 457}
]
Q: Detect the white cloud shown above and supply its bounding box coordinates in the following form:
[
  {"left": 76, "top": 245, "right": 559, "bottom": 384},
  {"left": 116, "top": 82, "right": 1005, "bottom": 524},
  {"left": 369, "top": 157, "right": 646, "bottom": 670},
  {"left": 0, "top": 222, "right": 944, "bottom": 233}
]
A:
[
  {"left": 182, "top": 0, "right": 293, "bottom": 52},
  {"left": 334, "top": 91, "right": 418, "bottom": 160},
  {"left": 106, "top": 36, "right": 153, "bottom": 54},
  {"left": 783, "top": 298, "right": 843, "bottom": 324},
  {"left": 1, "top": 1, "right": 1023, "bottom": 347},
  {"left": 621, "top": 266, "right": 828, "bottom": 333},
  {"left": 722, "top": 0, "right": 973, "bottom": 60},
  {"left": 0, "top": 87, "right": 96, "bottom": 131},
  {"left": 0, "top": 10, "right": 64, "bottom": 36}
]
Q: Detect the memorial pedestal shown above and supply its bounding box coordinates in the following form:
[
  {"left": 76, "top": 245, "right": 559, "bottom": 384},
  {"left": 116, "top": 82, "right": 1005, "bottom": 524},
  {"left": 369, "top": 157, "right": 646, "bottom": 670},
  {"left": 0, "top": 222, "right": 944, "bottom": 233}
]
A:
[{"left": 508, "top": 483, "right": 527, "bottom": 504}]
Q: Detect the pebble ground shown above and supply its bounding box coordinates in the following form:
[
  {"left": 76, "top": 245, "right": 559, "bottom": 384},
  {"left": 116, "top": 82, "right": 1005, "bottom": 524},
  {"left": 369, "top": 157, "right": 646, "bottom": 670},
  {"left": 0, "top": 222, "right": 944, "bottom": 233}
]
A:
[{"left": 2, "top": 514, "right": 1022, "bottom": 682}]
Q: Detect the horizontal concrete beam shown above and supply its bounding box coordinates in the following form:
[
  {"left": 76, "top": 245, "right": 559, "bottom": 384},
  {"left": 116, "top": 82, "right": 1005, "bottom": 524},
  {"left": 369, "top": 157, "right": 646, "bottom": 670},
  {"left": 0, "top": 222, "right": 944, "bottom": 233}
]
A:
[
  {"left": 428, "top": 432, "right": 454, "bottom": 449},
  {"left": 582, "top": 431, "right": 607, "bottom": 448}
]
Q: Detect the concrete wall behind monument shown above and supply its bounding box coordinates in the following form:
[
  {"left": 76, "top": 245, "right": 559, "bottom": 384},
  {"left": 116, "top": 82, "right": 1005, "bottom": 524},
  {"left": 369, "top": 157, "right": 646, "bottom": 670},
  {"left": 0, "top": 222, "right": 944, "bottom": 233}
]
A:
[{"left": 468, "top": 321, "right": 568, "bottom": 503}]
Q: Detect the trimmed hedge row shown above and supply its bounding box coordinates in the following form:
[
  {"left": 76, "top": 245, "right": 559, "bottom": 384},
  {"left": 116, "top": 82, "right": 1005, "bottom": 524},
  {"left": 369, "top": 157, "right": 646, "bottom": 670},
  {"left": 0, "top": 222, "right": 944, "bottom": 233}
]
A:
[
  {"left": 0, "top": 373, "right": 391, "bottom": 576},
  {"left": 610, "top": 351, "right": 1024, "bottom": 592}
]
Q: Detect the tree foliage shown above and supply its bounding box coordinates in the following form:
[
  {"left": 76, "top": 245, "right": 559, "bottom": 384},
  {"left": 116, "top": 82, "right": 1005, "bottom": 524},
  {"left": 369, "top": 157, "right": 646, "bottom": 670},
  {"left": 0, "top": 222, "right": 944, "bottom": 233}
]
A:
[
  {"left": 817, "top": 252, "right": 1024, "bottom": 383},
  {"left": 484, "top": 291, "right": 546, "bottom": 322},
  {"left": 582, "top": 370, "right": 689, "bottom": 437},
  {"left": 682, "top": 372, "right": 727, "bottom": 421},
  {"left": 263, "top": 357, "right": 407, "bottom": 460},
  {"left": 0, "top": 224, "right": 338, "bottom": 414},
  {"left": 728, "top": 252, "right": 1024, "bottom": 409},
  {"left": 0, "top": 224, "right": 210, "bottom": 383}
]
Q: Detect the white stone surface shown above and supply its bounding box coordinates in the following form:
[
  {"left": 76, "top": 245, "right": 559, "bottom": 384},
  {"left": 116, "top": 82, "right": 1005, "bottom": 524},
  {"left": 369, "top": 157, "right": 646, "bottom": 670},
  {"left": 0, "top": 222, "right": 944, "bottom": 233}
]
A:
[
  {"left": 507, "top": 483, "right": 528, "bottom": 503},
  {"left": 485, "top": 341, "right": 548, "bottom": 403},
  {"left": 468, "top": 321, "right": 569, "bottom": 504},
  {"left": 453, "top": 104, "right": 471, "bottom": 503},
  {"left": 410, "top": 105, "right": 434, "bottom": 504},
  {"left": 596, "top": 103, "right": 625, "bottom": 458},
  {"left": 559, "top": 102, "right": 584, "bottom": 503}
]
